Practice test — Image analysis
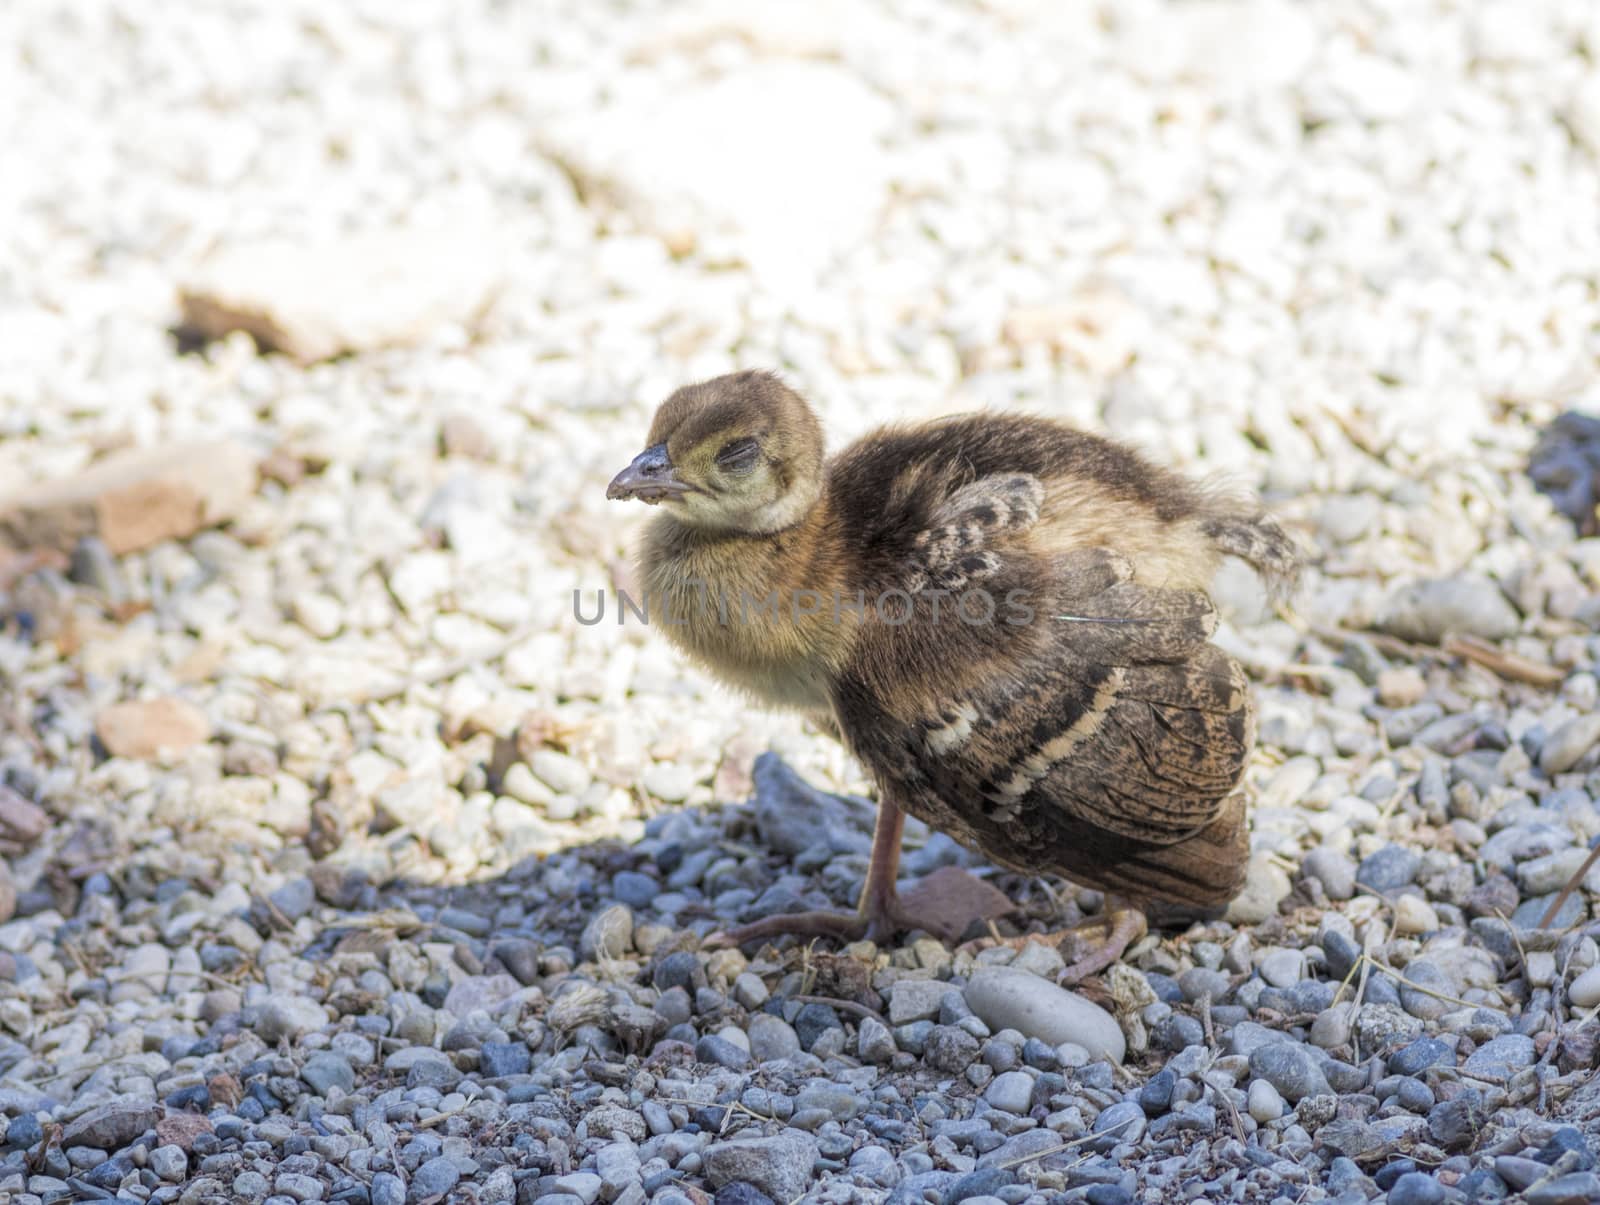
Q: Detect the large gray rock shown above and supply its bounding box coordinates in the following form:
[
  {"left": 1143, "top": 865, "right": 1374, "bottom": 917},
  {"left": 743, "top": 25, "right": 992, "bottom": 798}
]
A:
[
  {"left": 702, "top": 1131, "right": 818, "bottom": 1202},
  {"left": 1375, "top": 574, "right": 1519, "bottom": 644},
  {"left": 61, "top": 1096, "right": 160, "bottom": 1150}
]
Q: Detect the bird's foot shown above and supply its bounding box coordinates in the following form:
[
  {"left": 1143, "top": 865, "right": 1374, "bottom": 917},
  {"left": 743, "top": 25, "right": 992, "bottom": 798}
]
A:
[
  {"left": 707, "top": 866, "right": 1014, "bottom": 949},
  {"left": 959, "top": 906, "right": 1148, "bottom": 985}
]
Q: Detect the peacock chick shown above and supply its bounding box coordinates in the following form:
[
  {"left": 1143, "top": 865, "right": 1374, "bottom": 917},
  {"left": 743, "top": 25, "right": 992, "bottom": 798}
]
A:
[{"left": 606, "top": 370, "right": 1299, "bottom": 978}]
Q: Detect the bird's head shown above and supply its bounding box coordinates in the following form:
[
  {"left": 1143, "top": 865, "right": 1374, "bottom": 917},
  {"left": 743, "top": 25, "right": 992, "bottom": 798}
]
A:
[{"left": 606, "top": 370, "right": 824, "bottom": 533}]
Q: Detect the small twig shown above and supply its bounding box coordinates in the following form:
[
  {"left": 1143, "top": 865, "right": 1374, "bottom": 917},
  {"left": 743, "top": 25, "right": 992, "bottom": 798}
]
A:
[
  {"left": 1442, "top": 633, "right": 1565, "bottom": 688},
  {"left": 1489, "top": 907, "right": 1533, "bottom": 974},
  {"left": 414, "top": 1107, "right": 465, "bottom": 1130},
  {"left": 993, "top": 1114, "right": 1138, "bottom": 1170},
  {"left": 792, "top": 994, "right": 888, "bottom": 1026},
  {"left": 1538, "top": 841, "right": 1600, "bottom": 932}
]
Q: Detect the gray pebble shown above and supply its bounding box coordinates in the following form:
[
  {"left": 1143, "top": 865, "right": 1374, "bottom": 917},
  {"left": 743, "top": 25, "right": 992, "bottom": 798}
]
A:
[
  {"left": 1247, "top": 1043, "right": 1331, "bottom": 1103},
  {"left": 1462, "top": 1034, "right": 1535, "bottom": 1078},
  {"left": 1355, "top": 844, "right": 1419, "bottom": 892},
  {"left": 1300, "top": 847, "right": 1356, "bottom": 900},
  {"left": 408, "top": 1157, "right": 459, "bottom": 1203},
  {"left": 746, "top": 1013, "right": 800, "bottom": 1062},
  {"left": 982, "top": 1071, "right": 1033, "bottom": 1115}
]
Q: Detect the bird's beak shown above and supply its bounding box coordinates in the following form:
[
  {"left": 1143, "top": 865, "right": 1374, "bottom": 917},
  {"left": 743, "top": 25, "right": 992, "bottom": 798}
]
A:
[{"left": 606, "top": 443, "right": 691, "bottom": 504}]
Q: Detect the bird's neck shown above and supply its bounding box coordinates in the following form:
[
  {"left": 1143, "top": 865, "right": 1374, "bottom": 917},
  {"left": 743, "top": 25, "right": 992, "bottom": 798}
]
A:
[{"left": 638, "top": 499, "right": 855, "bottom": 711}]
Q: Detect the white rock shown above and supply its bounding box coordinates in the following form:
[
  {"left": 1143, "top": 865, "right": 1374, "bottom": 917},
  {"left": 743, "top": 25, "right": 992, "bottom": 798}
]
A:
[
  {"left": 541, "top": 63, "right": 892, "bottom": 282},
  {"left": 1393, "top": 894, "right": 1439, "bottom": 937},
  {"left": 1132, "top": 0, "right": 1316, "bottom": 92},
  {"left": 531, "top": 750, "right": 592, "bottom": 796},
  {"left": 1258, "top": 948, "right": 1305, "bottom": 988},
  {"left": 1248, "top": 1077, "right": 1285, "bottom": 1123},
  {"left": 180, "top": 224, "right": 508, "bottom": 363},
  {"left": 1569, "top": 72, "right": 1600, "bottom": 157},
  {"left": 641, "top": 762, "right": 698, "bottom": 803},
  {"left": 963, "top": 967, "right": 1124, "bottom": 1065},
  {"left": 501, "top": 764, "right": 554, "bottom": 808},
  {"left": 1569, "top": 965, "right": 1600, "bottom": 1010}
]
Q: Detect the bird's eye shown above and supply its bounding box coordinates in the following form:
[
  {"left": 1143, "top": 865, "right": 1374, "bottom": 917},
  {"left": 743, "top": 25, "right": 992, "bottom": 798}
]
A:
[{"left": 715, "top": 438, "right": 760, "bottom": 472}]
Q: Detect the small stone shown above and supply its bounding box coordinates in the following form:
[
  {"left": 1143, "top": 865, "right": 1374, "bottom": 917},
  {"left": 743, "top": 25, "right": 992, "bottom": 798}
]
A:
[
  {"left": 696, "top": 1034, "right": 753, "bottom": 1069},
  {"left": 1376, "top": 668, "right": 1428, "bottom": 707},
  {"left": 1386, "top": 1171, "right": 1447, "bottom": 1205},
  {"left": 1258, "top": 948, "right": 1304, "bottom": 988},
  {"left": 1389, "top": 1037, "right": 1451, "bottom": 1076},
  {"left": 963, "top": 967, "right": 1125, "bottom": 1064},
  {"left": 1092, "top": 1100, "right": 1146, "bottom": 1147},
  {"left": 1539, "top": 715, "right": 1600, "bottom": 775},
  {"left": 1356, "top": 844, "right": 1420, "bottom": 892},
  {"left": 794, "top": 1083, "right": 860, "bottom": 1120},
  {"left": 1427, "top": 1095, "right": 1485, "bottom": 1149},
  {"left": 1309, "top": 1004, "right": 1353, "bottom": 1049},
  {"left": 1248, "top": 1043, "right": 1331, "bottom": 1103},
  {"left": 530, "top": 749, "right": 592, "bottom": 796},
  {"left": 1394, "top": 894, "right": 1439, "bottom": 936},
  {"left": 792, "top": 1002, "right": 841, "bottom": 1049},
  {"left": 409, "top": 1156, "right": 461, "bottom": 1202},
  {"left": 924, "top": 1025, "right": 981, "bottom": 1072},
  {"left": 277, "top": 1172, "right": 326, "bottom": 1202},
  {"left": 300, "top": 1052, "right": 355, "bottom": 1096},
  {"left": 732, "top": 972, "right": 768, "bottom": 1010},
  {"left": 1463, "top": 1034, "right": 1536, "bottom": 1079},
  {"left": 580, "top": 904, "right": 633, "bottom": 961},
  {"left": 96, "top": 697, "right": 211, "bottom": 760},
  {"left": 1301, "top": 847, "right": 1356, "bottom": 900},
  {"left": 0, "top": 787, "right": 48, "bottom": 847},
  {"left": 372, "top": 1173, "right": 406, "bottom": 1205},
  {"left": 554, "top": 1172, "right": 604, "bottom": 1205},
  {"left": 1226, "top": 852, "right": 1291, "bottom": 923},
  {"left": 254, "top": 994, "right": 328, "bottom": 1042},
  {"left": 1570, "top": 965, "right": 1600, "bottom": 1009},
  {"left": 1179, "top": 966, "right": 1231, "bottom": 1002},
  {"left": 1525, "top": 1172, "right": 1600, "bottom": 1205},
  {"left": 479, "top": 1041, "right": 531, "bottom": 1078},
  {"left": 702, "top": 1132, "right": 819, "bottom": 1203},
  {"left": 746, "top": 1013, "right": 801, "bottom": 1062},
  {"left": 888, "top": 978, "right": 948, "bottom": 1024},
  {"left": 983, "top": 1071, "right": 1034, "bottom": 1115},
  {"left": 857, "top": 1016, "right": 895, "bottom": 1063},
  {"left": 149, "top": 1145, "right": 188, "bottom": 1182},
  {"left": 1248, "top": 1079, "right": 1285, "bottom": 1123}
]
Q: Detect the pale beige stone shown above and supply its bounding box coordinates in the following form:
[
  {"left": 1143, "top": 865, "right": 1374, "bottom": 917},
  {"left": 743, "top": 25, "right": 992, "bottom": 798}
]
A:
[
  {"left": 0, "top": 441, "right": 259, "bottom": 555},
  {"left": 96, "top": 698, "right": 211, "bottom": 760},
  {"left": 179, "top": 225, "right": 508, "bottom": 363}
]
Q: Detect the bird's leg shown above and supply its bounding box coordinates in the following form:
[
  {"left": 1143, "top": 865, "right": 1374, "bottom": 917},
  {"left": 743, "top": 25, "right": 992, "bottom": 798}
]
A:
[
  {"left": 705, "top": 799, "right": 908, "bottom": 947},
  {"left": 1056, "top": 903, "right": 1148, "bottom": 984},
  {"left": 959, "top": 895, "right": 1149, "bottom": 985},
  {"left": 707, "top": 790, "right": 1019, "bottom": 948}
]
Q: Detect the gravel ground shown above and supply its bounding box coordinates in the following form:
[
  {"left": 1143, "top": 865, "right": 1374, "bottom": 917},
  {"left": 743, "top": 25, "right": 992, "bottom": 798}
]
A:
[{"left": 6, "top": 1, "right": 1600, "bottom": 1203}]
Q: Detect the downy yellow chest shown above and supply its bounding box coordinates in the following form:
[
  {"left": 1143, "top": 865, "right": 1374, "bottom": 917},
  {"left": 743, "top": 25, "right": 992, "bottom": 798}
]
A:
[{"left": 639, "top": 513, "right": 855, "bottom": 714}]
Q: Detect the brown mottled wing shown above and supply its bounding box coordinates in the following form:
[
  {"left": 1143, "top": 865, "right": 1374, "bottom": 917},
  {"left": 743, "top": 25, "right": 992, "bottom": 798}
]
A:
[
  {"left": 837, "top": 544, "right": 1253, "bottom": 907},
  {"left": 903, "top": 473, "right": 1044, "bottom": 594}
]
